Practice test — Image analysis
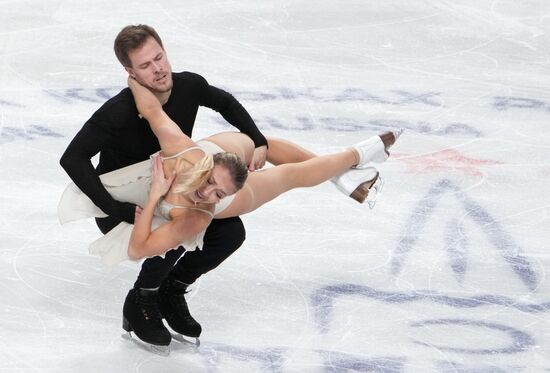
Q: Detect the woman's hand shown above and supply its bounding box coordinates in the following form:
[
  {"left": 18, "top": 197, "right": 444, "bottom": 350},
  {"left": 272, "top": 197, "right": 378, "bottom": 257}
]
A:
[{"left": 150, "top": 154, "right": 176, "bottom": 199}]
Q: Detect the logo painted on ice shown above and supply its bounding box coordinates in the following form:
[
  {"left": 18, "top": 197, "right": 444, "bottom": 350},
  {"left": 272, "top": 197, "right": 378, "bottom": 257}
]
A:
[
  {"left": 396, "top": 149, "right": 502, "bottom": 177},
  {"left": 391, "top": 179, "right": 537, "bottom": 290},
  {"left": 44, "top": 86, "right": 122, "bottom": 103},
  {"left": 307, "top": 178, "right": 545, "bottom": 370},
  {"left": 42, "top": 86, "right": 486, "bottom": 137},
  {"left": 494, "top": 96, "right": 550, "bottom": 113},
  {"left": 213, "top": 116, "right": 483, "bottom": 137},
  {"left": 0, "top": 124, "right": 63, "bottom": 144}
]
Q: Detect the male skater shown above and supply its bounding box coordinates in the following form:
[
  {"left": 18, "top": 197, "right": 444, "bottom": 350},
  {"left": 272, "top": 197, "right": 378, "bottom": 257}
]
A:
[{"left": 60, "top": 24, "right": 268, "bottom": 347}]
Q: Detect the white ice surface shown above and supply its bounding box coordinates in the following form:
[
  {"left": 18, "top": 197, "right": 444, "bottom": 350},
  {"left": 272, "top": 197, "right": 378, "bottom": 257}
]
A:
[{"left": 1, "top": 1, "right": 550, "bottom": 372}]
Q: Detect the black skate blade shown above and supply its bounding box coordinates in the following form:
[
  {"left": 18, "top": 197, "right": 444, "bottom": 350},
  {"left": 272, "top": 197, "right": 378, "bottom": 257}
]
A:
[
  {"left": 171, "top": 333, "right": 200, "bottom": 349},
  {"left": 121, "top": 332, "right": 171, "bottom": 356}
]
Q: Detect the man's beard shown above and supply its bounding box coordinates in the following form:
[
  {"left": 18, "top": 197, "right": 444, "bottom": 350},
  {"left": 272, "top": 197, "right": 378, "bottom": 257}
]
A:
[{"left": 149, "top": 77, "right": 173, "bottom": 94}]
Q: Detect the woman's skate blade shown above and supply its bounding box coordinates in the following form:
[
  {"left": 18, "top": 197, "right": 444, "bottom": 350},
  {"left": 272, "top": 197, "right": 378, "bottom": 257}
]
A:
[
  {"left": 350, "top": 174, "right": 384, "bottom": 208},
  {"left": 331, "top": 167, "right": 383, "bottom": 208}
]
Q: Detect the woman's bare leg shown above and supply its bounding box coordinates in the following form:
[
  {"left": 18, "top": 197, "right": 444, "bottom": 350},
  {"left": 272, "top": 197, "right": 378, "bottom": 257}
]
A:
[
  {"left": 266, "top": 138, "right": 317, "bottom": 165},
  {"left": 199, "top": 134, "right": 320, "bottom": 169},
  {"left": 267, "top": 130, "right": 403, "bottom": 166},
  {"left": 215, "top": 148, "right": 362, "bottom": 218},
  {"left": 200, "top": 132, "right": 255, "bottom": 165}
]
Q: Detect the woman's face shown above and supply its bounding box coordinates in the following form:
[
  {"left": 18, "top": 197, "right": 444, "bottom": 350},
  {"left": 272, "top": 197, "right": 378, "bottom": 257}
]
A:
[{"left": 190, "top": 165, "right": 238, "bottom": 204}]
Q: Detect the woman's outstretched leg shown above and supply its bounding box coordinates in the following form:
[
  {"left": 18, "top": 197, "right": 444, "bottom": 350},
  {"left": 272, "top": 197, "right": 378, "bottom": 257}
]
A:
[
  {"left": 216, "top": 129, "right": 404, "bottom": 217},
  {"left": 215, "top": 147, "right": 372, "bottom": 218},
  {"left": 266, "top": 130, "right": 403, "bottom": 166},
  {"left": 266, "top": 138, "right": 316, "bottom": 165}
]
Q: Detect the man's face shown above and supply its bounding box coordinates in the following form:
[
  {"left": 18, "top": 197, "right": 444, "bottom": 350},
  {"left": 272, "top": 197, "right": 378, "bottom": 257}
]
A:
[{"left": 125, "top": 37, "right": 173, "bottom": 94}]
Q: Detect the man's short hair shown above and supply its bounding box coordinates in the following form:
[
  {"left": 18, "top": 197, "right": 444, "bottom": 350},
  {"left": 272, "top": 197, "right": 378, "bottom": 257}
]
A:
[{"left": 114, "top": 24, "right": 164, "bottom": 67}]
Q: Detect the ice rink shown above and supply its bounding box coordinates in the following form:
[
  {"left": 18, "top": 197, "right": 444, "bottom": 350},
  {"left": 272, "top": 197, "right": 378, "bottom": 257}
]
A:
[{"left": 2, "top": 1, "right": 550, "bottom": 372}]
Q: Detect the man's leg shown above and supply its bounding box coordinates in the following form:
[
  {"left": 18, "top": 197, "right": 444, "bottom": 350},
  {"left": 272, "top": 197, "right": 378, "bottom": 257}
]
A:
[
  {"left": 96, "top": 216, "right": 182, "bottom": 346},
  {"left": 158, "top": 216, "right": 246, "bottom": 338}
]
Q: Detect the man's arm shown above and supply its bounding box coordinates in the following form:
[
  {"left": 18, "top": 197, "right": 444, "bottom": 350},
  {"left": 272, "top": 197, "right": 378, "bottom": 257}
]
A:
[
  {"left": 206, "top": 86, "right": 267, "bottom": 146},
  {"left": 59, "top": 120, "right": 136, "bottom": 224},
  {"left": 198, "top": 77, "right": 268, "bottom": 170}
]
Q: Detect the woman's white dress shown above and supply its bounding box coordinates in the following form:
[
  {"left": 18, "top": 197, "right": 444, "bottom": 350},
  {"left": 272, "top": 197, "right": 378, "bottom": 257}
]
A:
[{"left": 57, "top": 141, "right": 233, "bottom": 266}]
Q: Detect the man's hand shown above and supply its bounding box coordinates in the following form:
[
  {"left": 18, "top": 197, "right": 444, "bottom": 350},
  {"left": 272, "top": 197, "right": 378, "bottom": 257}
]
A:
[{"left": 249, "top": 145, "right": 267, "bottom": 171}]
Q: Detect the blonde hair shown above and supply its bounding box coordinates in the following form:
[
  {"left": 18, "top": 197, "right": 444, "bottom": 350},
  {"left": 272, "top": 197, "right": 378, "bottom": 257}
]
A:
[
  {"left": 172, "top": 154, "right": 214, "bottom": 194},
  {"left": 170, "top": 152, "right": 248, "bottom": 196}
]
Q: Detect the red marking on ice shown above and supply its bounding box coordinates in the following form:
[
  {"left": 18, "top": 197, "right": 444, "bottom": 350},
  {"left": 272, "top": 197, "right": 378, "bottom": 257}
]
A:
[{"left": 393, "top": 149, "right": 503, "bottom": 177}]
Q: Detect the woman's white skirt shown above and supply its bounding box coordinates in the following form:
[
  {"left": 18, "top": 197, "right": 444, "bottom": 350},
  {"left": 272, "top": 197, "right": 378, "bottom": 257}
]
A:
[{"left": 58, "top": 141, "right": 233, "bottom": 267}]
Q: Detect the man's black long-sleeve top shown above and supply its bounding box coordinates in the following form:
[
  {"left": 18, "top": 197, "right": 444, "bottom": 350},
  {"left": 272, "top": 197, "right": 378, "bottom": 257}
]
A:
[{"left": 60, "top": 71, "right": 267, "bottom": 224}]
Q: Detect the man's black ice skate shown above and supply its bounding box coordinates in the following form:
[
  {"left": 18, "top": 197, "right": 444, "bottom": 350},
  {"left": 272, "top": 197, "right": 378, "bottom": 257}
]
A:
[
  {"left": 159, "top": 277, "right": 202, "bottom": 346},
  {"left": 122, "top": 288, "right": 171, "bottom": 353}
]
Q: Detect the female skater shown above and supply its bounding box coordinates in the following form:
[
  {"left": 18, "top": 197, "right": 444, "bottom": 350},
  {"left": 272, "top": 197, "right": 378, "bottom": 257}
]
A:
[
  {"left": 58, "top": 78, "right": 401, "bottom": 265},
  {"left": 126, "top": 76, "right": 401, "bottom": 260}
]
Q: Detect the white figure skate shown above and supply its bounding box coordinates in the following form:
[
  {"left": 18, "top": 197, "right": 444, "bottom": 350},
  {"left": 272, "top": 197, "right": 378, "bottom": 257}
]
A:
[
  {"left": 352, "top": 128, "right": 404, "bottom": 168},
  {"left": 331, "top": 167, "right": 384, "bottom": 209}
]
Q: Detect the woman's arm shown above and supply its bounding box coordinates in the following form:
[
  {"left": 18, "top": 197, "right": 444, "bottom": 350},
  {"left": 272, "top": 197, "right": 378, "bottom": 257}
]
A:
[
  {"left": 128, "top": 154, "right": 174, "bottom": 258},
  {"left": 128, "top": 77, "right": 197, "bottom": 158},
  {"left": 127, "top": 155, "right": 212, "bottom": 259}
]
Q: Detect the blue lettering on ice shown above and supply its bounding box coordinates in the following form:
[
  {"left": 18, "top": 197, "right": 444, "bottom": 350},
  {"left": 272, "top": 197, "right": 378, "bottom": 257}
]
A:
[
  {"left": 199, "top": 342, "right": 286, "bottom": 372},
  {"left": 493, "top": 96, "right": 546, "bottom": 111},
  {"left": 435, "top": 361, "right": 514, "bottom": 372},
  {"left": 197, "top": 343, "right": 406, "bottom": 372},
  {"left": 332, "top": 88, "right": 394, "bottom": 104},
  {"left": 0, "top": 124, "right": 63, "bottom": 144},
  {"left": 411, "top": 319, "right": 535, "bottom": 354},
  {"left": 44, "top": 86, "right": 550, "bottom": 115},
  {"left": 391, "top": 179, "right": 537, "bottom": 291},
  {"left": 446, "top": 217, "right": 467, "bottom": 283},
  {"left": 193, "top": 340, "right": 525, "bottom": 371},
  {"left": 0, "top": 99, "right": 24, "bottom": 107},
  {"left": 44, "top": 86, "right": 122, "bottom": 103},
  {"left": 230, "top": 87, "right": 443, "bottom": 107},
  {"left": 311, "top": 284, "right": 550, "bottom": 334},
  {"left": 213, "top": 116, "right": 482, "bottom": 136},
  {"left": 391, "top": 90, "right": 442, "bottom": 106},
  {"left": 47, "top": 86, "right": 446, "bottom": 105},
  {"left": 317, "top": 351, "right": 406, "bottom": 373}
]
